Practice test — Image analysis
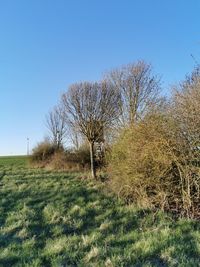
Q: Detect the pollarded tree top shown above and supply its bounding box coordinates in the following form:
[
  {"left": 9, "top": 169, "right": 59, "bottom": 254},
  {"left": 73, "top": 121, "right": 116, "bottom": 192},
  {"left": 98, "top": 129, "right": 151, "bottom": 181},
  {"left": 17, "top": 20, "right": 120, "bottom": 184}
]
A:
[{"left": 61, "top": 81, "right": 121, "bottom": 143}]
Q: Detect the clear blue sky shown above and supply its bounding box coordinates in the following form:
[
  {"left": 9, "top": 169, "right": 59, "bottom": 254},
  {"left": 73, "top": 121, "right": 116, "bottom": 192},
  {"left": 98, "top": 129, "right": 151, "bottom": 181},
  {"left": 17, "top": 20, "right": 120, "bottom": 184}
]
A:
[{"left": 0, "top": 0, "right": 200, "bottom": 155}]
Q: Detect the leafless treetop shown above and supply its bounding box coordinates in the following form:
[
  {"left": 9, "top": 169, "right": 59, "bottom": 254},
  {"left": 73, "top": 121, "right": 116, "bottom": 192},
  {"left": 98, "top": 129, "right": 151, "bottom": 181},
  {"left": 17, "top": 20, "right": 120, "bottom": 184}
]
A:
[
  {"left": 62, "top": 81, "right": 121, "bottom": 143},
  {"left": 106, "top": 60, "right": 161, "bottom": 125}
]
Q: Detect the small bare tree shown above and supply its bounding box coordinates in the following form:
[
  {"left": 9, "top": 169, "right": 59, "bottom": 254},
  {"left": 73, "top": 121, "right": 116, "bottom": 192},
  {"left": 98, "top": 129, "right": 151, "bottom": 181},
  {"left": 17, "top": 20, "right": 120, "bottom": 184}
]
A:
[
  {"left": 106, "top": 60, "right": 161, "bottom": 125},
  {"left": 46, "top": 106, "right": 68, "bottom": 149},
  {"left": 61, "top": 81, "right": 121, "bottom": 178}
]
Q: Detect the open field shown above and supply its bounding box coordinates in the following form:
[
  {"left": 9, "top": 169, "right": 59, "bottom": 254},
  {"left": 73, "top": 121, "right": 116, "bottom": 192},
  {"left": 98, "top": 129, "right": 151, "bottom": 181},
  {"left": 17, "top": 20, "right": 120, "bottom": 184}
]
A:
[{"left": 0, "top": 157, "right": 200, "bottom": 266}]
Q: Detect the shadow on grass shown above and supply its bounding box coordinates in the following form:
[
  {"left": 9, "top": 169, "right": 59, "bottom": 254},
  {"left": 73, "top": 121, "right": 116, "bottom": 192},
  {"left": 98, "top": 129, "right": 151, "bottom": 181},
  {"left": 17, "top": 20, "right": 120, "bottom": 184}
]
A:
[{"left": 0, "top": 163, "right": 199, "bottom": 266}]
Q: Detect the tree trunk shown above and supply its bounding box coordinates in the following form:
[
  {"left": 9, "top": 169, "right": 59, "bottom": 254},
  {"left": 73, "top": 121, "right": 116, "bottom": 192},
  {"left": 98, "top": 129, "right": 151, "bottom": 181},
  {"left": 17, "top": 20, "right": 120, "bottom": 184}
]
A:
[{"left": 89, "top": 141, "right": 96, "bottom": 179}]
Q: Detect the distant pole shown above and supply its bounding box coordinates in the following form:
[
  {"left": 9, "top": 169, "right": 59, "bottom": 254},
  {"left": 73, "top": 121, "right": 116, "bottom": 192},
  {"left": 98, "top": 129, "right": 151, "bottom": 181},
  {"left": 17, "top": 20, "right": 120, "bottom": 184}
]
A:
[{"left": 27, "top": 138, "right": 30, "bottom": 156}]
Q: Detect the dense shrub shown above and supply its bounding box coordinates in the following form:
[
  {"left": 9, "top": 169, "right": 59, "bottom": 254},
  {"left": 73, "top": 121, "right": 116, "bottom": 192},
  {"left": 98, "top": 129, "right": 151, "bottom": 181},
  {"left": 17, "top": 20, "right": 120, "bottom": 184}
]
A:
[
  {"left": 107, "top": 68, "right": 200, "bottom": 218},
  {"left": 109, "top": 106, "right": 200, "bottom": 218},
  {"left": 73, "top": 144, "right": 91, "bottom": 169},
  {"left": 30, "top": 140, "right": 57, "bottom": 166},
  {"left": 170, "top": 68, "right": 200, "bottom": 217},
  {"left": 45, "top": 144, "right": 91, "bottom": 171},
  {"left": 108, "top": 113, "right": 176, "bottom": 209}
]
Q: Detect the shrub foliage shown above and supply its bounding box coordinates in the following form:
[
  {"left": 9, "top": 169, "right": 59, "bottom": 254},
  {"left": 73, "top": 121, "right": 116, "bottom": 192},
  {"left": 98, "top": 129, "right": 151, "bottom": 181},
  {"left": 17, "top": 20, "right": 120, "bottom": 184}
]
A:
[
  {"left": 108, "top": 68, "right": 200, "bottom": 218},
  {"left": 30, "top": 140, "right": 57, "bottom": 166}
]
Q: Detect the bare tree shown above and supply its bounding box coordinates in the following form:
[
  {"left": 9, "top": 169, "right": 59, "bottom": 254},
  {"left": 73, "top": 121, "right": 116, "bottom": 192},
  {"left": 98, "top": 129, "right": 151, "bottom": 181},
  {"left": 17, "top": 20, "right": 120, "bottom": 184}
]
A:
[
  {"left": 106, "top": 60, "right": 161, "bottom": 125},
  {"left": 46, "top": 105, "right": 68, "bottom": 149},
  {"left": 61, "top": 81, "right": 121, "bottom": 178}
]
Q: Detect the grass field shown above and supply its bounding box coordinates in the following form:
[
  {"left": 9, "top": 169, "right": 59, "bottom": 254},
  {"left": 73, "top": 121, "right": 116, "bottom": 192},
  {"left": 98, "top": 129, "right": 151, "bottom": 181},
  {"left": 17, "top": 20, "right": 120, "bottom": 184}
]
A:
[{"left": 0, "top": 156, "right": 200, "bottom": 266}]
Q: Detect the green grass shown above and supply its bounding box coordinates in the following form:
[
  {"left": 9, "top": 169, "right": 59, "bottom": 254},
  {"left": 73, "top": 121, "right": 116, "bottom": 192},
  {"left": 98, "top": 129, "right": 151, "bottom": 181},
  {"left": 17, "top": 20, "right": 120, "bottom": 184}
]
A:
[{"left": 0, "top": 156, "right": 200, "bottom": 266}]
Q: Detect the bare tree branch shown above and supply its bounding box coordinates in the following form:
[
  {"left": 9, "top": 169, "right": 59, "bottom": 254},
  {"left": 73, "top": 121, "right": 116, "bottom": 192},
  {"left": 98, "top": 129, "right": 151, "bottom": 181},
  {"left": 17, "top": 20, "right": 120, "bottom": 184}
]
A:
[{"left": 105, "top": 60, "right": 161, "bottom": 125}]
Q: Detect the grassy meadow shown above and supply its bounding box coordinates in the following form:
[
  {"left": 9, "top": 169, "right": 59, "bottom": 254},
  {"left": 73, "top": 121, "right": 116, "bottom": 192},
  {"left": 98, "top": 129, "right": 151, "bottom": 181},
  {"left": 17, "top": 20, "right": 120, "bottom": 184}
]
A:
[{"left": 0, "top": 156, "right": 200, "bottom": 266}]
